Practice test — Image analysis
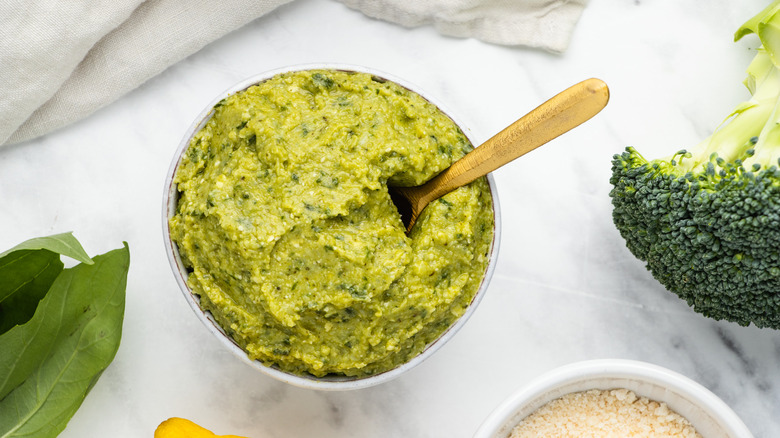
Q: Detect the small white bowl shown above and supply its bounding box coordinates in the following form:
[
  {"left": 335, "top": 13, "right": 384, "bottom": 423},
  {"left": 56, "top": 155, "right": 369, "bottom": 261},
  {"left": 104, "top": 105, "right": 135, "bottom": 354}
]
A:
[
  {"left": 162, "top": 64, "right": 501, "bottom": 391},
  {"left": 474, "top": 359, "right": 753, "bottom": 438}
]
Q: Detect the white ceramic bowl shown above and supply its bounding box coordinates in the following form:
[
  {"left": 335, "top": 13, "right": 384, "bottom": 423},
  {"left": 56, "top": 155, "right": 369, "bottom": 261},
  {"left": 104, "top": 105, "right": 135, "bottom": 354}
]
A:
[
  {"left": 474, "top": 359, "right": 753, "bottom": 438},
  {"left": 162, "top": 64, "right": 501, "bottom": 391}
]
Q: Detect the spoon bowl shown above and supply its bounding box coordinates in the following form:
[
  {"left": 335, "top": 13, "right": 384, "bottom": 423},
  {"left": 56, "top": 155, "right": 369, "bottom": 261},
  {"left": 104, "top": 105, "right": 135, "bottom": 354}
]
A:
[{"left": 391, "top": 78, "right": 610, "bottom": 232}]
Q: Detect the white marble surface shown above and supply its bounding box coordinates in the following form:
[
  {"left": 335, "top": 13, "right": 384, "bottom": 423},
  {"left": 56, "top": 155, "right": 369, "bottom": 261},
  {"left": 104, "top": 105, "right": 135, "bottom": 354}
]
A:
[{"left": 2, "top": 0, "right": 779, "bottom": 436}]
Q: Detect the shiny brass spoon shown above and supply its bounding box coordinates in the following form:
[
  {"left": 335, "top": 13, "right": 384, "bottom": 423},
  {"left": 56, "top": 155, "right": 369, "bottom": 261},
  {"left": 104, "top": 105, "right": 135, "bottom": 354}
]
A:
[{"left": 391, "top": 78, "right": 610, "bottom": 232}]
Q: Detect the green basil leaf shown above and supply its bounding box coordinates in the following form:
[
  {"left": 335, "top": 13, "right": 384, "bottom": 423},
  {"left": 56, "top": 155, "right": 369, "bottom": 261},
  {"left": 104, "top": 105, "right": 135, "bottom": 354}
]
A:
[
  {"left": 0, "top": 233, "right": 93, "bottom": 334},
  {"left": 0, "top": 232, "right": 92, "bottom": 264},
  {"left": 0, "top": 243, "right": 129, "bottom": 438},
  {"left": 0, "top": 250, "right": 62, "bottom": 335}
]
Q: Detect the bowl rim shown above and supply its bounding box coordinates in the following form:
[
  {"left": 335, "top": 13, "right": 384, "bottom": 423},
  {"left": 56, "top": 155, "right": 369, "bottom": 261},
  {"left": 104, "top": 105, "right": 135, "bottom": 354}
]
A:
[
  {"left": 161, "top": 63, "right": 502, "bottom": 391},
  {"left": 473, "top": 358, "right": 754, "bottom": 438}
]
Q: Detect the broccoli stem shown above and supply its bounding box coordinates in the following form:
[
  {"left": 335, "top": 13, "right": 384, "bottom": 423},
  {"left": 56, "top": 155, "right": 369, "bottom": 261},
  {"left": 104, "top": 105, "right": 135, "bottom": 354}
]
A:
[
  {"left": 743, "top": 96, "right": 780, "bottom": 169},
  {"left": 674, "top": 99, "right": 771, "bottom": 174},
  {"left": 674, "top": 42, "right": 780, "bottom": 173}
]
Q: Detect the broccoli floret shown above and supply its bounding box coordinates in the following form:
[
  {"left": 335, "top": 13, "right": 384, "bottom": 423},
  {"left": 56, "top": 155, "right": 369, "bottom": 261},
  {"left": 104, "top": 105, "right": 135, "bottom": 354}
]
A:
[{"left": 610, "top": 1, "right": 780, "bottom": 329}]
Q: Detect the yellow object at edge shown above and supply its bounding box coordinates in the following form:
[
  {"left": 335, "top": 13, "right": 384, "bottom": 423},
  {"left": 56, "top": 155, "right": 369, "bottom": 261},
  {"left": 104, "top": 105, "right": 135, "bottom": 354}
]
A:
[{"left": 154, "top": 417, "right": 248, "bottom": 438}]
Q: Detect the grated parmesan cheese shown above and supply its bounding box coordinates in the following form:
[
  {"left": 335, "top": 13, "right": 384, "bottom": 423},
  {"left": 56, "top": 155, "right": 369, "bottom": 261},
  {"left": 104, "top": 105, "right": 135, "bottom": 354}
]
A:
[{"left": 509, "top": 388, "right": 702, "bottom": 438}]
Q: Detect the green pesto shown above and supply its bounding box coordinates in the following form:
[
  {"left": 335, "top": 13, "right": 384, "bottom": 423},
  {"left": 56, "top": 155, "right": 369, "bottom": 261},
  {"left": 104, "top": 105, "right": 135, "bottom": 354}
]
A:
[{"left": 170, "top": 70, "right": 494, "bottom": 377}]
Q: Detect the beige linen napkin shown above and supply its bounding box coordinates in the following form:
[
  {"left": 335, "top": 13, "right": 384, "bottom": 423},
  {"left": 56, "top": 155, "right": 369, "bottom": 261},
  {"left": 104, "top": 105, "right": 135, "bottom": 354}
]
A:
[
  {"left": 0, "top": 0, "right": 588, "bottom": 146},
  {"left": 339, "top": 0, "right": 588, "bottom": 51}
]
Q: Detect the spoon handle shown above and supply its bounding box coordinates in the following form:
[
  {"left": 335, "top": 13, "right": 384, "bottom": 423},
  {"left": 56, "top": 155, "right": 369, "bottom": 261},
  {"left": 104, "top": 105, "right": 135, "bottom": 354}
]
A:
[{"left": 419, "top": 78, "right": 609, "bottom": 203}]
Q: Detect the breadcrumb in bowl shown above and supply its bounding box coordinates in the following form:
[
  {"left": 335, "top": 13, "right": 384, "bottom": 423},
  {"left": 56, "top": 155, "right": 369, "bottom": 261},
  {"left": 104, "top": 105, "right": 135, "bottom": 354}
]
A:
[{"left": 474, "top": 359, "right": 753, "bottom": 438}]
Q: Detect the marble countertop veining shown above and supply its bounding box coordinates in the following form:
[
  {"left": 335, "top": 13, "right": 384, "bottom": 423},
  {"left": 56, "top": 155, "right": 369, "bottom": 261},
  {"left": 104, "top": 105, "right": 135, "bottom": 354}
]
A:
[{"left": 2, "top": 0, "right": 779, "bottom": 436}]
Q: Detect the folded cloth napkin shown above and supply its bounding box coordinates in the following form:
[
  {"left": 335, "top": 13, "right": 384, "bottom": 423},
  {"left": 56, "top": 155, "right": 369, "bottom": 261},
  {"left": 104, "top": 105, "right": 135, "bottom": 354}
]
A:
[
  {"left": 0, "top": 0, "right": 588, "bottom": 146},
  {"left": 339, "top": 0, "right": 588, "bottom": 50}
]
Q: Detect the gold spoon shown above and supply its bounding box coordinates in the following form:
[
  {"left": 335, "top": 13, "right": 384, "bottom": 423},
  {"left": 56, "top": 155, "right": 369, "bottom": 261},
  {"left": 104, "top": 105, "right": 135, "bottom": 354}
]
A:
[{"left": 391, "top": 78, "right": 610, "bottom": 232}]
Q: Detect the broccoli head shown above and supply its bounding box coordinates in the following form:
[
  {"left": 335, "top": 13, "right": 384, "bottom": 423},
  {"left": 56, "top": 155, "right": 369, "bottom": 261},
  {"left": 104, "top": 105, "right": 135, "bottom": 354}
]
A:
[{"left": 610, "top": 1, "right": 780, "bottom": 329}]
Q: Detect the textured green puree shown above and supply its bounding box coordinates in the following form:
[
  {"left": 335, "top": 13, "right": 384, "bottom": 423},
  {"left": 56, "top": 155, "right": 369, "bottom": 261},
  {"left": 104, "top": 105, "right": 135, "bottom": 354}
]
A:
[{"left": 170, "top": 70, "right": 494, "bottom": 377}]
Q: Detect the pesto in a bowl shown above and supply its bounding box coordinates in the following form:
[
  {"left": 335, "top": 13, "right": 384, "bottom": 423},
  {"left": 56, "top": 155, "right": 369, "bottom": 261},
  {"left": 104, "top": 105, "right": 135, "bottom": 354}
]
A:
[{"left": 169, "top": 69, "right": 494, "bottom": 377}]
